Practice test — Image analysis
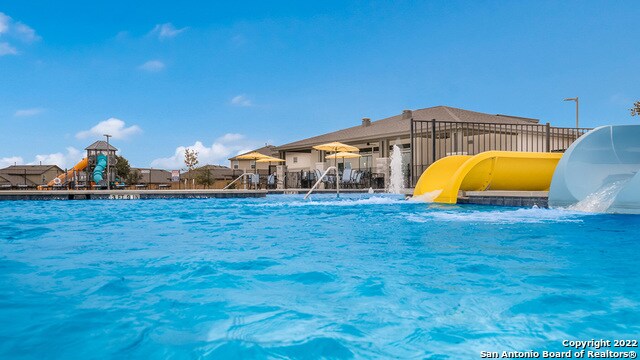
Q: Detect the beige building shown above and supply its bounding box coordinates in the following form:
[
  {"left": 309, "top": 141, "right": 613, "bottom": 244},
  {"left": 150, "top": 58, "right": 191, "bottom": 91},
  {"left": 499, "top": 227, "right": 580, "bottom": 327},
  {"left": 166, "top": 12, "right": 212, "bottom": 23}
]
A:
[
  {"left": 275, "top": 105, "right": 586, "bottom": 188},
  {"left": 228, "top": 145, "right": 279, "bottom": 173}
]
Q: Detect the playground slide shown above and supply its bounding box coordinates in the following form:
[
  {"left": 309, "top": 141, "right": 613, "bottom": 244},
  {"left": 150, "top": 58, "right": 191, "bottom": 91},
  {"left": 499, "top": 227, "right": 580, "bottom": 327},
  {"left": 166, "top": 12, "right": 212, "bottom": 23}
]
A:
[
  {"left": 43, "top": 157, "right": 89, "bottom": 188},
  {"left": 548, "top": 125, "right": 640, "bottom": 213},
  {"left": 413, "top": 151, "right": 563, "bottom": 204},
  {"left": 92, "top": 154, "right": 108, "bottom": 183}
]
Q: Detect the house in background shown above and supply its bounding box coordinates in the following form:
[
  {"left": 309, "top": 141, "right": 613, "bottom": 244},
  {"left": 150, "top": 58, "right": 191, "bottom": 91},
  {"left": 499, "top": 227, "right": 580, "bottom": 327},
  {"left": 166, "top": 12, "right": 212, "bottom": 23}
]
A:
[
  {"left": 129, "top": 168, "right": 172, "bottom": 188},
  {"left": 228, "top": 145, "right": 279, "bottom": 173},
  {"left": 0, "top": 165, "right": 64, "bottom": 188},
  {"left": 181, "top": 165, "right": 236, "bottom": 189},
  {"left": 275, "top": 105, "right": 586, "bottom": 188}
]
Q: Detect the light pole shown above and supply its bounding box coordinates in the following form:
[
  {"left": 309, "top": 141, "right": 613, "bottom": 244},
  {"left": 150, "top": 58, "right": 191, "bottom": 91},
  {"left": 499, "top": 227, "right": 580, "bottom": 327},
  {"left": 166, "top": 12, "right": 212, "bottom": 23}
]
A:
[
  {"left": 104, "top": 134, "right": 112, "bottom": 190},
  {"left": 564, "top": 97, "right": 579, "bottom": 129}
]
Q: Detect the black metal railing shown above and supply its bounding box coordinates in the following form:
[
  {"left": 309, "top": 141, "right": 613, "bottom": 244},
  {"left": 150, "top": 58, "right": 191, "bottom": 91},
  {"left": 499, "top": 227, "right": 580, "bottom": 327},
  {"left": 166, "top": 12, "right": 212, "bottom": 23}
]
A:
[
  {"left": 283, "top": 169, "right": 386, "bottom": 190},
  {"left": 410, "top": 119, "right": 591, "bottom": 186}
]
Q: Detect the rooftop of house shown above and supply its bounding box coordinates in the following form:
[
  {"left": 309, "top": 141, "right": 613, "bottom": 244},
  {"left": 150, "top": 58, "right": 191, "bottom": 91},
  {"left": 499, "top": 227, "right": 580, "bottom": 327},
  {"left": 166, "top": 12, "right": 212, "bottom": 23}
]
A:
[
  {"left": 0, "top": 164, "right": 64, "bottom": 175},
  {"left": 228, "top": 145, "right": 279, "bottom": 161},
  {"left": 276, "top": 105, "right": 541, "bottom": 151}
]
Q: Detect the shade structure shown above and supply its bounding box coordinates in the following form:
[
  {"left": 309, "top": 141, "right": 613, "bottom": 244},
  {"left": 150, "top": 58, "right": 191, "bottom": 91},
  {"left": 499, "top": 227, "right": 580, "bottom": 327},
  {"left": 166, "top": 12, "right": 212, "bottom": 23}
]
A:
[
  {"left": 255, "top": 156, "right": 286, "bottom": 163},
  {"left": 312, "top": 142, "right": 360, "bottom": 153},
  {"left": 234, "top": 151, "right": 271, "bottom": 160},
  {"left": 325, "top": 152, "right": 362, "bottom": 159}
]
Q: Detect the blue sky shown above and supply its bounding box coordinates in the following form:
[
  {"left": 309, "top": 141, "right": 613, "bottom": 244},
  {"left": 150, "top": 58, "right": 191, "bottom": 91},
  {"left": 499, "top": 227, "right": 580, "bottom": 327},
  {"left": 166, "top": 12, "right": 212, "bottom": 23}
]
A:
[{"left": 1, "top": 1, "right": 638, "bottom": 169}]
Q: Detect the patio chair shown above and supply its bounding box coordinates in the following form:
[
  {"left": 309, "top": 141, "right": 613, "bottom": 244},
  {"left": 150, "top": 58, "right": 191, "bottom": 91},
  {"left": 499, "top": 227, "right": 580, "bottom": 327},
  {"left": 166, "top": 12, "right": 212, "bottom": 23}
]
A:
[
  {"left": 267, "top": 174, "right": 276, "bottom": 188},
  {"left": 342, "top": 167, "right": 352, "bottom": 187},
  {"left": 250, "top": 173, "right": 260, "bottom": 188}
]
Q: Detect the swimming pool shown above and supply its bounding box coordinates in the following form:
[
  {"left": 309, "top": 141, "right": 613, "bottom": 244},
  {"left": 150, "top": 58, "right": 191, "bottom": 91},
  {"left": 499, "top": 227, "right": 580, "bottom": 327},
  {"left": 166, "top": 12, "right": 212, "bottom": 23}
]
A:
[{"left": 1, "top": 194, "right": 638, "bottom": 358}]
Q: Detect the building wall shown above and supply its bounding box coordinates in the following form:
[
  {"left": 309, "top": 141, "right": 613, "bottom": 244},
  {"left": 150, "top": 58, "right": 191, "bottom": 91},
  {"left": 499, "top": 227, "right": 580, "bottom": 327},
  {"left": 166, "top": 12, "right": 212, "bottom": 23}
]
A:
[{"left": 285, "top": 152, "right": 312, "bottom": 170}]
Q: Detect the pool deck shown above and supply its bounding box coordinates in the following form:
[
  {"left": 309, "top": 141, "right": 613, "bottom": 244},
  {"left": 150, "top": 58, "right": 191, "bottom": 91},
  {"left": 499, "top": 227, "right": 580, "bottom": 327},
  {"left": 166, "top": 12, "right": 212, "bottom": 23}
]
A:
[{"left": 0, "top": 189, "right": 267, "bottom": 201}]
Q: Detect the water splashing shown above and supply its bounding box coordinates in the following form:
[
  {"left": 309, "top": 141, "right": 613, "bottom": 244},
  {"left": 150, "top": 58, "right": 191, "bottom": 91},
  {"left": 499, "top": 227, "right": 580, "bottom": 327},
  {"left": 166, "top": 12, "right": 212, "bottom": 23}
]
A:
[
  {"left": 567, "top": 179, "right": 630, "bottom": 213},
  {"left": 388, "top": 144, "right": 405, "bottom": 194}
]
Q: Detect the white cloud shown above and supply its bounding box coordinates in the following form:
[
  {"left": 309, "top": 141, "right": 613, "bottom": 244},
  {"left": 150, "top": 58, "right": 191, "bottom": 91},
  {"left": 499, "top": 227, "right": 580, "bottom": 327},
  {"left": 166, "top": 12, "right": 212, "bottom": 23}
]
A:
[
  {"left": 230, "top": 94, "right": 253, "bottom": 107},
  {"left": 14, "top": 108, "right": 44, "bottom": 117},
  {"left": 0, "top": 41, "right": 17, "bottom": 56},
  {"left": 0, "top": 12, "right": 39, "bottom": 56},
  {"left": 0, "top": 156, "right": 24, "bottom": 168},
  {"left": 218, "top": 133, "right": 245, "bottom": 143},
  {"left": 0, "top": 147, "right": 82, "bottom": 169},
  {"left": 76, "top": 118, "right": 142, "bottom": 140},
  {"left": 138, "top": 60, "right": 165, "bottom": 72},
  {"left": 150, "top": 23, "right": 187, "bottom": 40},
  {"left": 14, "top": 22, "right": 39, "bottom": 42},
  {"left": 29, "top": 147, "right": 82, "bottom": 169},
  {"left": 150, "top": 134, "right": 260, "bottom": 169}
]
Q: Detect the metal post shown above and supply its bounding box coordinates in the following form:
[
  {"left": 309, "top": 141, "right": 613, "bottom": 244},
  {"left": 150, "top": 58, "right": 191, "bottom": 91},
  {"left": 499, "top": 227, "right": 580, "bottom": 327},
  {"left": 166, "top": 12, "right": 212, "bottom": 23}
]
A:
[
  {"left": 104, "top": 134, "right": 112, "bottom": 190},
  {"left": 563, "top": 97, "right": 579, "bottom": 129},
  {"left": 575, "top": 97, "right": 579, "bottom": 129},
  {"left": 545, "top": 122, "right": 551, "bottom": 152},
  {"left": 409, "top": 117, "right": 414, "bottom": 187},
  {"left": 431, "top": 118, "right": 437, "bottom": 164}
]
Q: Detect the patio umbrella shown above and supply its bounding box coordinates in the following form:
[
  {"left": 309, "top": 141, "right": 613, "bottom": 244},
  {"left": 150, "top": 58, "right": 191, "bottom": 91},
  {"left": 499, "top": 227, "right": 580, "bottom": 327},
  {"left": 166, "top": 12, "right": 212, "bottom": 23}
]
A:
[
  {"left": 312, "top": 142, "right": 359, "bottom": 172},
  {"left": 234, "top": 151, "right": 270, "bottom": 189},
  {"left": 256, "top": 156, "right": 286, "bottom": 175}
]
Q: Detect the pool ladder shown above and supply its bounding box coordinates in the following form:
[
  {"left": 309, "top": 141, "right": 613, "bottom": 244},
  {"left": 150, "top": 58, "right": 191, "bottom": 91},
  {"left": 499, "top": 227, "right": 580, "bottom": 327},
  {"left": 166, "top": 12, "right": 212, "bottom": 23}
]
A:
[{"left": 304, "top": 166, "right": 340, "bottom": 200}]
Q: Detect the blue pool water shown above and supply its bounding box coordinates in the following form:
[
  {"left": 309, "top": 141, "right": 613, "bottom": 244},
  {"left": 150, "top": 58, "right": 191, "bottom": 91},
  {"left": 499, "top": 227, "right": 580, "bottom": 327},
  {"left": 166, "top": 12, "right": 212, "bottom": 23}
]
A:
[{"left": 0, "top": 194, "right": 638, "bottom": 359}]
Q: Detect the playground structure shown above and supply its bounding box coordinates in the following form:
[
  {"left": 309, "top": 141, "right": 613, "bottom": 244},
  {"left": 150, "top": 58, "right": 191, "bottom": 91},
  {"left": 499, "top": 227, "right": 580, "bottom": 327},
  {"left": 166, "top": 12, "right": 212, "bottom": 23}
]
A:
[
  {"left": 549, "top": 125, "right": 640, "bottom": 214},
  {"left": 412, "top": 151, "right": 563, "bottom": 204},
  {"left": 41, "top": 141, "right": 118, "bottom": 189}
]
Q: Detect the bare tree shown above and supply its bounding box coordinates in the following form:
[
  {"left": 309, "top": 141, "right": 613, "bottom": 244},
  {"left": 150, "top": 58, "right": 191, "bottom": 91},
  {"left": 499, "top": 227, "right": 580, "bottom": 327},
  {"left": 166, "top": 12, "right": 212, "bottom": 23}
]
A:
[{"left": 184, "top": 149, "right": 199, "bottom": 189}]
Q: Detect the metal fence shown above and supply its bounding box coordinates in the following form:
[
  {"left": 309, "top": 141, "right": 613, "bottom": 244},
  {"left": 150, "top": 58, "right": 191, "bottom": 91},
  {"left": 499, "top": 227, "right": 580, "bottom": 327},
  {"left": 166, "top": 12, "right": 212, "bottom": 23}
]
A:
[
  {"left": 283, "top": 169, "right": 386, "bottom": 190},
  {"left": 410, "top": 119, "right": 591, "bottom": 186}
]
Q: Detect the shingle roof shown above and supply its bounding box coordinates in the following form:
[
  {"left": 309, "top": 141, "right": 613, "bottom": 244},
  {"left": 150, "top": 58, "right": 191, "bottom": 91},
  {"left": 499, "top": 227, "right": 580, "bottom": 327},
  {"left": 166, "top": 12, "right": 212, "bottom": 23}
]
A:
[
  {"left": 182, "top": 165, "right": 235, "bottom": 180},
  {"left": 228, "top": 145, "right": 278, "bottom": 161},
  {"left": 131, "top": 168, "right": 172, "bottom": 184},
  {"left": 276, "top": 106, "right": 540, "bottom": 151},
  {"left": 0, "top": 165, "right": 63, "bottom": 175},
  {"left": 85, "top": 141, "right": 118, "bottom": 151},
  {"left": 0, "top": 173, "right": 37, "bottom": 186}
]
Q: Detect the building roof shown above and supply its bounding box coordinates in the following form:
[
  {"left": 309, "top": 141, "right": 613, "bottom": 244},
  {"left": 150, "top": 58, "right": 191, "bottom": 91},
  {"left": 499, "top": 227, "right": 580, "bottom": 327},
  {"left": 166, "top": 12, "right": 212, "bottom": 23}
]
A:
[
  {"left": 0, "top": 173, "right": 38, "bottom": 186},
  {"left": 0, "top": 164, "right": 63, "bottom": 175},
  {"left": 228, "top": 145, "right": 278, "bottom": 161},
  {"left": 131, "top": 168, "right": 172, "bottom": 184},
  {"left": 276, "top": 106, "right": 540, "bottom": 151},
  {"left": 85, "top": 141, "right": 118, "bottom": 151},
  {"left": 182, "top": 164, "right": 235, "bottom": 179}
]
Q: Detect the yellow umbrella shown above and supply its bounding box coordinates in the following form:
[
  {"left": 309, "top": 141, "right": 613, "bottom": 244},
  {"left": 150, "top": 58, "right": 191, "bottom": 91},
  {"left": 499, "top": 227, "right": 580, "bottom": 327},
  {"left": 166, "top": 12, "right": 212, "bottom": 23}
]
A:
[
  {"left": 233, "top": 151, "right": 271, "bottom": 189},
  {"left": 325, "top": 152, "right": 362, "bottom": 160},
  {"left": 256, "top": 156, "right": 286, "bottom": 177},
  {"left": 235, "top": 151, "right": 271, "bottom": 160},
  {"left": 255, "top": 156, "right": 286, "bottom": 163},
  {"left": 312, "top": 142, "right": 359, "bottom": 153},
  {"left": 313, "top": 142, "right": 360, "bottom": 174}
]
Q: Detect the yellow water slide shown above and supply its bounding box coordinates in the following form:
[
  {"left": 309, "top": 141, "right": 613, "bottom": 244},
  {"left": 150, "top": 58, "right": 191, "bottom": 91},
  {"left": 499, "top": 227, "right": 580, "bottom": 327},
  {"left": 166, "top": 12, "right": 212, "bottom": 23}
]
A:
[
  {"left": 39, "top": 158, "right": 89, "bottom": 189},
  {"left": 413, "top": 151, "right": 563, "bottom": 204}
]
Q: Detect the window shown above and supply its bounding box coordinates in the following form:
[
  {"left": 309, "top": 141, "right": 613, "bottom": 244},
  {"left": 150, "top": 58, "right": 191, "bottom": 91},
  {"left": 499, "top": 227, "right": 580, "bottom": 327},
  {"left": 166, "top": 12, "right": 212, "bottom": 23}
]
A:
[
  {"left": 293, "top": 157, "right": 298, "bottom": 163},
  {"left": 233, "top": 161, "right": 239, "bottom": 169},
  {"left": 250, "top": 161, "right": 256, "bottom": 169}
]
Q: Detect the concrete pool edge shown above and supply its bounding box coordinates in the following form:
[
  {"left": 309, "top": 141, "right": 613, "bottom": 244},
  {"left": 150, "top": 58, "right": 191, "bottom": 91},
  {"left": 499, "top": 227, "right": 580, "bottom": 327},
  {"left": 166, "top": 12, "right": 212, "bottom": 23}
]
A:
[{"left": 0, "top": 189, "right": 268, "bottom": 200}]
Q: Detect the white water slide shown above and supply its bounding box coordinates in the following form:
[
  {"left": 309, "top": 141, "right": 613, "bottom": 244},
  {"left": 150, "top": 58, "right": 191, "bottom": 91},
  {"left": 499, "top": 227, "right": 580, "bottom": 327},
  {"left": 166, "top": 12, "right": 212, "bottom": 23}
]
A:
[{"left": 549, "top": 125, "right": 640, "bottom": 214}]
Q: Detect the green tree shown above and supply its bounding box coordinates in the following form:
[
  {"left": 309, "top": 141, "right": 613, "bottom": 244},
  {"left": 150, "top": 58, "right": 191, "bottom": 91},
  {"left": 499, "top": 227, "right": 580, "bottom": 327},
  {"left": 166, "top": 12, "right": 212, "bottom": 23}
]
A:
[
  {"left": 114, "top": 155, "right": 131, "bottom": 181},
  {"left": 195, "top": 167, "right": 214, "bottom": 188},
  {"left": 126, "top": 169, "right": 143, "bottom": 185},
  {"left": 631, "top": 101, "right": 640, "bottom": 116}
]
